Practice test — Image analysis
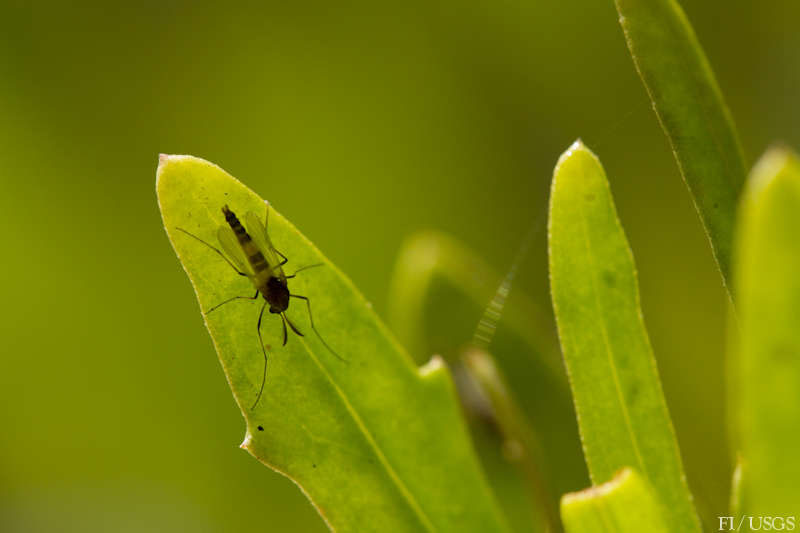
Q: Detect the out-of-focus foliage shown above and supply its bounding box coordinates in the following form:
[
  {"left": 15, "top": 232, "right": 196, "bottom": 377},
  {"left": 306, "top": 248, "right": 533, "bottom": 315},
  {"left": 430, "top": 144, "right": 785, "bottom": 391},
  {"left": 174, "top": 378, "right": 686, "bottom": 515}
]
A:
[
  {"left": 615, "top": 0, "right": 747, "bottom": 292},
  {"left": 734, "top": 147, "right": 800, "bottom": 519},
  {"left": 1, "top": 1, "right": 797, "bottom": 531},
  {"left": 387, "top": 229, "right": 584, "bottom": 532}
]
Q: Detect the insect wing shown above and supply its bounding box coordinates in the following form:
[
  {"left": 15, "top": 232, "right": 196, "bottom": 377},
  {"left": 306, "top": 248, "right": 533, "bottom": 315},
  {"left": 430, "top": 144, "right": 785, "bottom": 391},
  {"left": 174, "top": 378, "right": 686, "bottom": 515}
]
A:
[
  {"left": 245, "top": 210, "right": 285, "bottom": 278},
  {"left": 217, "top": 225, "right": 254, "bottom": 277}
]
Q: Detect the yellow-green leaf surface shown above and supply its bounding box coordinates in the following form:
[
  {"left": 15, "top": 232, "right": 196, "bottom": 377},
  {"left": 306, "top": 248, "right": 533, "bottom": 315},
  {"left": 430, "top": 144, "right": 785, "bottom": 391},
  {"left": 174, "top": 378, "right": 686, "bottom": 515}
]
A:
[
  {"left": 156, "top": 155, "right": 510, "bottom": 533},
  {"left": 548, "top": 142, "right": 701, "bottom": 532},
  {"left": 615, "top": 0, "right": 747, "bottom": 292},
  {"left": 560, "top": 468, "right": 669, "bottom": 533},
  {"left": 734, "top": 147, "right": 800, "bottom": 518}
]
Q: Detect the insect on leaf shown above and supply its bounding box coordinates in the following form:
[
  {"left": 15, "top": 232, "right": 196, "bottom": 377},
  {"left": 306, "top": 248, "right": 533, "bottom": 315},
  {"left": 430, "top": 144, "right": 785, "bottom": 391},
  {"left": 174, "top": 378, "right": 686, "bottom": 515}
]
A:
[
  {"left": 156, "top": 154, "right": 510, "bottom": 533},
  {"left": 216, "top": 225, "right": 253, "bottom": 277},
  {"left": 245, "top": 209, "right": 285, "bottom": 279}
]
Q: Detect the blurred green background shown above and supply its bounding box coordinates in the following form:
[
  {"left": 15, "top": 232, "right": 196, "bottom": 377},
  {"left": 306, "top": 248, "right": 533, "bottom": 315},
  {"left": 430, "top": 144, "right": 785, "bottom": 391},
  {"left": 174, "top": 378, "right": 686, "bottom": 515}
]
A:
[{"left": 1, "top": 1, "right": 797, "bottom": 531}]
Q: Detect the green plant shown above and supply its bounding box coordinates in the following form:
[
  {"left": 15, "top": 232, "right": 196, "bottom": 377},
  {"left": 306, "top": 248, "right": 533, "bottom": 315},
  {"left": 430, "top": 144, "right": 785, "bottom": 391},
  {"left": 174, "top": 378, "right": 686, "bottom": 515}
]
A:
[
  {"left": 157, "top": 156, "right": 509, "bottom": 533},
  {"left": 157, "top": 0, "right": 799, "bottom": 531}
]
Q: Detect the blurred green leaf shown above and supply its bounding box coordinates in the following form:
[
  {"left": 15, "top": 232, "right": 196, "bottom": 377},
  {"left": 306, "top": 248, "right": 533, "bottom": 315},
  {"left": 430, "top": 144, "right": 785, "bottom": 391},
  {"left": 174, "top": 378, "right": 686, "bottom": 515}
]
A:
[
  {"left": 156, "top": 155, "right": 510, "bottom": 533},
  {"left": 387, "top": 229, "right": 587, "bottom": 532},
  {"left": 615, "top": 0, "right": 747, "bottom": 294},
  {"left": 729, "top": 455, "right": 743, "bottom": 518},
  {"left": 387, "top": 231, "right": 560, "bottom": 375},
  {"left": 734, "top": 147, "right": 800, "bottom": 517},
  {"left": 547, "top": 141, "right": 701, "bottom": 532},
  {"left": 560, "top": 468, "right": 669, "bottom": 533},
  {"left": 463, "top": 348, "right": 559, "bottom": 532}
]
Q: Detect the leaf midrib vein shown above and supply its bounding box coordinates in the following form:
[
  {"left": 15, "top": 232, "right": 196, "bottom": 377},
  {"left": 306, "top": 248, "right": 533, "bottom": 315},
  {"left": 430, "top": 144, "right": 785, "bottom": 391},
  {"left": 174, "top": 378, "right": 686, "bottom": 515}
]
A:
[
  {"left": 296, "top": 337, "right": 437, "bottom": 532},
  {"left": 576, "top": 190, "right": 649, "bottom": 480}
]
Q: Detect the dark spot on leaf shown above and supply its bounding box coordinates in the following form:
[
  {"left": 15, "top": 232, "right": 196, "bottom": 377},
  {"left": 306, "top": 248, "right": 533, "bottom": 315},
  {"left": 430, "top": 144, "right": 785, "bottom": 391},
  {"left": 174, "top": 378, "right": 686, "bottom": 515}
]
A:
[
  {"left": 312, "top": 463, "right": 317, "bottom": 468},
  {"left": 771, "top": 344, "right": 795, "bottom": 362},
  {"left": 257, "top": 426, "right": 264, "bottom": 431},
  {"left": 585, "top": 193, "right": 596, "bottom": 201},
  {"left": 713, "top": 202, "right": 719, "bottom": 209},
  {"left": 627, "top": 382, "right": 640, "bottom": 403},
  {"left": 602, "top": 270, "right": 616, "bottom": 287}
]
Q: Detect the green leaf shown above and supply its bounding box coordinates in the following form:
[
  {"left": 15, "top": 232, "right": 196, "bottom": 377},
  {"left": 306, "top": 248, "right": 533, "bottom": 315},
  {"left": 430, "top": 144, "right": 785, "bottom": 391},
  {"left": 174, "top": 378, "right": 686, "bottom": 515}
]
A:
[
  {"left": 734, "top": 147, "right": 800, "bottom": 517},
  {"left": 547, "top": 141, "right": 701, "bottom": 532},
  {"left": 560, "top": 468, "right": 670, "bottom": 533},
  {"left": 615, "top": 0, "right": 747, "bottom": 293},
  {"left": 156, "top": 155, "right": 510, "bottom": 533}
]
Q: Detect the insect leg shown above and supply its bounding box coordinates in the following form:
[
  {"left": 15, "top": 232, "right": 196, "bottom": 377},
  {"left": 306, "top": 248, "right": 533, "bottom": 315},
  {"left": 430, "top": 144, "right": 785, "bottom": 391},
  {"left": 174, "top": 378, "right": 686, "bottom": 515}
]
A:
[
  {"left": 206, "top": 290, "right": 259, "bottom": 314},
  {"left": 273, "top": 247, "right": 289, "bottom": 267},
  {"left": 290, "top": 294, "right": 346, "bottom": 362},
  {"left": 279, "top": 312, "right": 289, "bottom": 346},
  {"left": 251, "top": 300, "right": 269, "bottom": 410},
  {"left": 176, "top": 227, "right": 248, "bottom": 276},
  {"left": 283, "top": 313, "right": 304, "bottom": 337},
  {"left": 285, "top": 263, "right": 323, "bottom": 279}
]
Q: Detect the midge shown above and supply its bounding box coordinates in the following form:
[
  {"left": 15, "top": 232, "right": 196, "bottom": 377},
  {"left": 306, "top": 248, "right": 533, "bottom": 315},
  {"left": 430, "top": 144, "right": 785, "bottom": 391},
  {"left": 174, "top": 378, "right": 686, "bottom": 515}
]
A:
[{"left": 177, "top": 202, "right": 345, "bottom": 409}]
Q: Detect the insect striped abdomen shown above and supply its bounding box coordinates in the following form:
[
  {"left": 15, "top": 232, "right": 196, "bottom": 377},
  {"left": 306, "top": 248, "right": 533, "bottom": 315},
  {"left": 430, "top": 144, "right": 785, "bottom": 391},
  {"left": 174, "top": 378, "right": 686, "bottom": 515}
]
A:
[{"left": 222, "top": 205, "right": 273, "bottom": 286}]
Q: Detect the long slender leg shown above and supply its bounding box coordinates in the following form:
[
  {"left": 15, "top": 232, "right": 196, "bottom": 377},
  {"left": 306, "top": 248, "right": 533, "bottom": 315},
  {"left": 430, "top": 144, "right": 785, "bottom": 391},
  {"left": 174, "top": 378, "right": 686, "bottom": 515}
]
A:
[
  {"left": 176, "top": 227, "right": 247, "bottom": 276},
  {"left": 206, "top": 290, "right": 259, "bottom": 314},
  {"left": 285, "top": 263, "right": 323, "bottom": 279},
  {"left": 273, "top": 247, "right": 289, "bottom": 267},
  {"left": 251, "top": 300, "right": 269, "bottom": 410},
  {"left": 279, "top": 312, "right": 289, "bottom": 346},
  {"left": 283, "top": 314, "right": 304, "bottom": 337},
  {"left": 290, "top": 294, "right": 346, "bottom": 362}
]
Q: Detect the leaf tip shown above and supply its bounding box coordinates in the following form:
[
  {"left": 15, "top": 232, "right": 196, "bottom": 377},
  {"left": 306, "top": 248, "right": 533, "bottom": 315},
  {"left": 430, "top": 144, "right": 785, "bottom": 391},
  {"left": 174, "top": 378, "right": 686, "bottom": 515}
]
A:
[
  {"left": 155, "top": 154, "right": 216, "bottom": 205},
  {"left": 554, "top": 138, "right": 598, "bottom": 173},
  {"left": 419, "top": 354, "right": 445, "bottom": 378},
  {"left": 551, "top": 139, "right": 604, "bottom": 202},
  {"left": 748, "top": 145, "right": 799, "bottom": 196},
  {"left": 156, "top": 152, "right": 176, "bottom": 174},
  {"left": 564, "top": 138, "right": 586, "bottom": 157},
  {"left": 561, "top": 467, "right": 633, "bottom": 506},
  {"left": 155, "top": 153, "right": 180, "bottom": 193},
  {"left": 156, "top": 153, "right": 191, "bottom": 174}
]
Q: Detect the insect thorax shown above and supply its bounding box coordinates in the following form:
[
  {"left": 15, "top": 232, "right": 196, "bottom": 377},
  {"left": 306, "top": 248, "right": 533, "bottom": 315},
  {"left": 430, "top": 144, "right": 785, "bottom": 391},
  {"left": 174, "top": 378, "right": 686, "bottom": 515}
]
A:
[{"left": 264, "top": 276, "right": 290, "bottom": 314}]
